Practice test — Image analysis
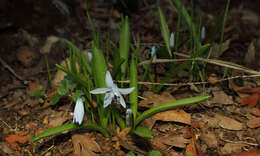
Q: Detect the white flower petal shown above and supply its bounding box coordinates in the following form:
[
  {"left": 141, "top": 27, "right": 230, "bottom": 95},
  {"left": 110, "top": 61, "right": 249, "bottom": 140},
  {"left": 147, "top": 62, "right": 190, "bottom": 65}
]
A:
[
  {"left": 104, "top": 92, "right": 114, "bottom": 108},
  {"left": 118, "top": 87, "right": 135, "bottom": 95},
  {"left": 119, "top": 94, "right": 126, "bottom": 108},
  {"left": 105, "top": 71, "right": 114, "bottom": 88},
  {"left": 90, "top": 88, "right": 111, "bottom": 94},
  {"left": 73, "top": 98, "right": 85, "bottom": 125}
]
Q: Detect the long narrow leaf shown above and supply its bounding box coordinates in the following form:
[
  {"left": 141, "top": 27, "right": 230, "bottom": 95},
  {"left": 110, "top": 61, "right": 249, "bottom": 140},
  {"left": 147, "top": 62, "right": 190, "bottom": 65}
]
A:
[
  {"left": 172, "top": 0, "right": 200, "bottom": 51},
  {"left": 129, "top": 57, "right": 138, "bottom": 124},
  {"left": 32, "top": 122, "right": 109, "bottom": 143},
  {"left": 157, "top": 6, "right": 172, "bottom": 57},
  {"left": 119, "top": 16, "right": 130, "bottom": 80},
  {"left": 135, "top": 95, "right": 210, "bottom": 126}
]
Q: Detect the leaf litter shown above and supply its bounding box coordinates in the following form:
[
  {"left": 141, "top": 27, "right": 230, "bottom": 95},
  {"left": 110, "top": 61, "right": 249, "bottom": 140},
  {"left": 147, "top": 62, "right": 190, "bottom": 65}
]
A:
[{"left": 1, "top": 0, "right": 260, "bottom": 155}]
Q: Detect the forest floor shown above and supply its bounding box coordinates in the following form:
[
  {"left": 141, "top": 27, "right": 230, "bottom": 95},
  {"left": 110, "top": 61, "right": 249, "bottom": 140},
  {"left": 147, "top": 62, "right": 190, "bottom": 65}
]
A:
[{"left": 1, "top": 0, "right": 260, "bottom": 155}]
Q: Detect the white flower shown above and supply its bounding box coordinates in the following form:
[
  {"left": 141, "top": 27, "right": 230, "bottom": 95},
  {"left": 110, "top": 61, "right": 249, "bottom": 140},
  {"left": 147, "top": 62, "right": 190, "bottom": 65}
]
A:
[
  {"left": 90, "top": 71, "right": 135, "bottom": 108},
  {"left": 73, "top": 98, "right": 85, "bottom": 125},
  {"left": 151, "top": 46, "right": 157, "bottom": 60},
  {"left": 201, "top": 26, "right": 206, "bottom": 41},
  {"left": 170, "top": 32, "right": 175, "bottom": 48},
  {"left": 88, "top": 51, "right": 92, "bottom": 61},
  {"left": 126, "top": 109, "right": 132, "bottom": 127}
]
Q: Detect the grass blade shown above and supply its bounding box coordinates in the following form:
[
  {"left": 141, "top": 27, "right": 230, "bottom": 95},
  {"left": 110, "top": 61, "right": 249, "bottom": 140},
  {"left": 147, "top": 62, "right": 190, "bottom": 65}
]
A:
[
  {"left": 129, "top": 57, "right": 138, "bottom": 124},
  {"left": 119, "top": 16, "right": 130, "bottom": 80},
  {"left": 157, "top": 6, "right": 172, "bottom": 57}
]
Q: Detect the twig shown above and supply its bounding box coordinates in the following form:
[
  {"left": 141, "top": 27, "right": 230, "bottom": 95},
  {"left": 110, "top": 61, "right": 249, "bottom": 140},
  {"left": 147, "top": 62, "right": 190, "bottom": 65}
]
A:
[
  {"left": 117, "top": 74, "right": 260, "bottom": 87},
  {"left": 0, "top": 57, "right": 29, "bottom": 85},
  {"left": 138, "top": 52, "right": 260, "bottom": 75}
]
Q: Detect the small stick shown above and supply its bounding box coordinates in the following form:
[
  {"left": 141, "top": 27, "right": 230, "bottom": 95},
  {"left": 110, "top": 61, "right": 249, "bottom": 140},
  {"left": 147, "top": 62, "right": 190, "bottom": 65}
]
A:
[{"left": 0, "top": 57, "right": 29, "bottom": 85}]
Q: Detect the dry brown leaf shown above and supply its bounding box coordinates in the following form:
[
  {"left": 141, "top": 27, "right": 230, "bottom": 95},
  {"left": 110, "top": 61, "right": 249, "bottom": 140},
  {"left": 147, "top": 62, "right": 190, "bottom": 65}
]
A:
[
  {"left": 4, "top": 133, "right": 30, "bottom": 151},
  {"left": 0, "top": 142, "right": 15, "bottom": 155},
  {"left": 230, "top": 149, "right": 260, "bottom": 156},
  {"left": 153, "top": 109, "right": 191, "bottom": 125},
  {"left": 53, "top": 58, "right": 80, "bottom": 87},
  {"left": 239, "top": 87, "right": 260, "bottom": 93},
  {"left": 185, "top": 138, "right": 204, "bottom": 156},
  {"left": 215, "top": 114, "right": 243, "bottom": 130},
  {"left": 27, "top": 81, "right": 40, "bottom": 92},
  {"left": 247, "top": 117, "right": 260, "bottom": 128},
  {"left": 211, "top": 39, "right": 231, "bottom": 58},
  {"left": 151, "top": 136, "right": 172, "bottom": 155},
  {"left": 72, "top": 134, "right": 101, "bottom": 156},
  {"left": 240, "top": 94, "right": 260, "bottom": 108},
  {"left": 251, "top": 108, "right": 260, "bottom": 116},
  {"left": 160, "top": 134, "right": 190, "bottom": 148},
  {"left": 139, "top": 92, "right": 176, "bottom": 108},
  {"left": 40, "top": 36, "right": 60, "bottom": 54},
  {"left": 221, "top": 143, "right": 247, "bottom": 155},
  {"left": 209, "top": 88, "right": 234, "bottom": 105},
  {"left": 200, "top": 131, "right": 218, "bottom": 148},
  {"left": 245, "top": 40, "right": 256, "bottom": 65}
]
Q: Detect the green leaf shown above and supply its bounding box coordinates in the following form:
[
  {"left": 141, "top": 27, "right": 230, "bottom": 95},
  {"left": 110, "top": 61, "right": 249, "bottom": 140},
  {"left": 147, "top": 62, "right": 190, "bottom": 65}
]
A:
[
  {"left": 157, "top": 6, "right": 172, "bottom": 57},
  {"left": 135, "top": 95, "right": 210, "bottom": 126},
  {"left": 129, "top": 57, "right": 138, "bottom": 124},
  {"left": 29, "top": 86, "right": 45, "bottom": 97},
  {"left": 72, "top": 90, "right": 84, "bottom": 102},
  {"left": 32, "top": 122, "right": 109, "bottom": 143},
  {"left": 126, "top": 152, "right": 136, "bottom": 156},
  {"left": 119, "top": 16, "right": 130, "bottom": 80},
  {"left": 92, "top": 45, "right": 107, "bottom": 89},
  {"left": 49, "top": 93, "right": 61, "bottom": 105},
  {"left": 132, "top": 126, "right": 153, "bottom": 139},
  {"left": 148, "top": 150, "right": 163, "bottom": 156},
  {"left": 91, "top": 40, "right": 108, "bottom": 128},
  {"left": 172, "top": 0, "right": 200, "bottom": 51}
]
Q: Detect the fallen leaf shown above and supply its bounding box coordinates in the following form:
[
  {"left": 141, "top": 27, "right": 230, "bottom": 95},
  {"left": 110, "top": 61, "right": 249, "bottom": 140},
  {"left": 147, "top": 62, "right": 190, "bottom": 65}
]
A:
[
  {"left": 239, "top": 87, "right": 260, "bottom": 93},
  {"left": 185, "top": 138, "right": 203, "bottom": 156},
  {"left": 247, "top": 117, "right": 260, "bottom": 128},
  {"left": 240, "top": 94, "right": 260, "bottom": 108},
  {"left": 209, "top": 88, "right": 234, "bottom": 105},
  {"left": 230, "top": 149, "right": 260, "bottom": 156},
  {"left": 5, "top": 133, "right": 30, "bottom": 151},
  {"left": 53, "top": 58, "right": 80, "bottom": 87},
  {"left": 0, "top": 142, "right": 15, "bottom": 155},
  {"left": 211, "top": 39, "right": 231, "bottom": 58},
  {"left": 221, "top": 143, "right": 247, "bottom": 155},
  {"left": 16, "top": 46, "right": 40, "bottom": 67},
  {"left": 200, "top": 131, "right": 218, "bottom": 148},
  {"left": 151, "top": 136, "right": 174, "bottom": 155},
  {"left": 27, "top": 81, "right": 40, "bottom": 92},
  {"left": 48, "top": 112, "right": 70, "bottom": 128},
  {"left": 251, "top": 108, "right": 260, "bottom": 116},
  {"left": 244, "top": 40, "right": 256, "bottom": 65},
  {"left": 72, "top": 134, "right": 101, "bottom": 156},
  {"left": 153, "top": 109, "right": 191, "bottom": 125},
  {"left": 40, "top": 36, "right": 60, "bottom": 54},
  {"left": 215, "top": 114, "right": 243, "bottom": 130},
  {"left": 139, "top": 92, "right": 176, "bottom": 108},
  {"left": 160, "top": 134, "right": 190, "bottom": 148}
]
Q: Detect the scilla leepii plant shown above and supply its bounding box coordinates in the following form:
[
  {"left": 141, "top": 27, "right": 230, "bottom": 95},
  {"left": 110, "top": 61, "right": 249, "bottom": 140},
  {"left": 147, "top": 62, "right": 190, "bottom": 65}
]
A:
[{"left": 32, "top": 14, "right": 210, "bottom": 142}]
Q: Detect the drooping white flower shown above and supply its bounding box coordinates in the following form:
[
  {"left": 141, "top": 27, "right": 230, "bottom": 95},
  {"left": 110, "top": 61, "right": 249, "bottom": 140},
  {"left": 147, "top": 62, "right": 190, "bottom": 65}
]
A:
[
  {"left": 201, "top": 26, "right": 206, "bottom": 41},
  {"left": 88, "top": 51, "right": 92, "bottom": 61},
  {"left": 73, "top": 98, "right": 85, "bottom": 125},
  {"left": 170, "top": 32, "right": 175, "bottom": 48},
  {"left": 151, "top": 46, "right": 157, "bottom": 60},
  {"left": 126, "top": 109, "right": 132, "bottom": 127},
  {"left": 90, "top": 71, "right": 135, "bottom": 108}
]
